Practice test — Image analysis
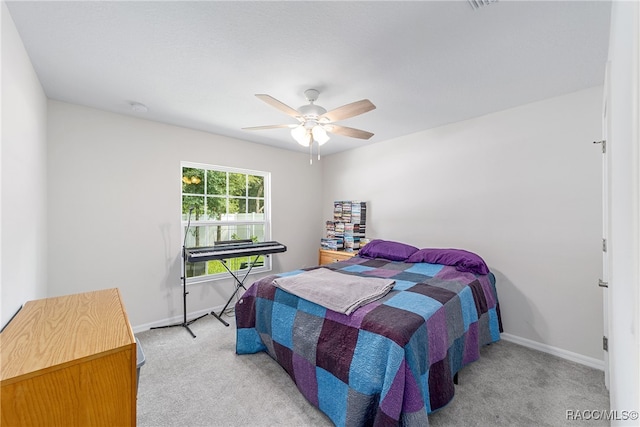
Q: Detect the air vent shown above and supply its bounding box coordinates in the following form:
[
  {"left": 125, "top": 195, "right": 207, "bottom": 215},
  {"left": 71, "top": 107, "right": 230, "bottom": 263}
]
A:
[{"left": 468, "top": 0, "right": 498, "bottom": 10}]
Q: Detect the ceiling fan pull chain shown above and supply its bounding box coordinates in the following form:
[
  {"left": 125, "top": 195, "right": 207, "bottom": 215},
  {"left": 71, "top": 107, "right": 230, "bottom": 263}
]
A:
[
  {"left": 317, "top": 141, "right": 321, "bottom": 161},
  {"left": 309, "top": 143, "right": 313, "bottom": 165}
]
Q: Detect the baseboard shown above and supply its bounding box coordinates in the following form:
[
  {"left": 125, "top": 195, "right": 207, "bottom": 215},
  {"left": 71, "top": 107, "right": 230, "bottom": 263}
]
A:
[
  {"left": 500, "top": 333, "right": 605, "bottom": 371},
  {"left": 132, "top": 305, "right": 224, "bottom": 334}
]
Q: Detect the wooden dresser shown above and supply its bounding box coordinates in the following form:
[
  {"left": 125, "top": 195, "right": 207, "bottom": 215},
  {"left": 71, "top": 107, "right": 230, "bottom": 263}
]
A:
[
  {"left": 1, "top": 288, "right": 137, "bottom": 427},
  {"left": 319, "top": 248, "right": 358, "bottom": 265}
]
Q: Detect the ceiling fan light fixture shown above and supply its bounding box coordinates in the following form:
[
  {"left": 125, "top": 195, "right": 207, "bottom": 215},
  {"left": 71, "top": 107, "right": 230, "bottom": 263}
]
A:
[
  {"left": 312, "top": 125, "right": 330, "bottom": 145},
  {"left": 291, "top": 125, "right": 311, "bottom": 146}
]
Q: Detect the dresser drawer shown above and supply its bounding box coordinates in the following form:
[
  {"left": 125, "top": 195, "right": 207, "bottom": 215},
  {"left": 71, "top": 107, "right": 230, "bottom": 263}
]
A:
[{"left": 319, "top": 249, "right": 357, "bottom": 265}]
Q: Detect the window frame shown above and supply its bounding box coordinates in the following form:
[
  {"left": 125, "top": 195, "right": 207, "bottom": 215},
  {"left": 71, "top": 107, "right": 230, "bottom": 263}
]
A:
[{"left": 181, "top": 161, "right": 272, "bottom": 284}]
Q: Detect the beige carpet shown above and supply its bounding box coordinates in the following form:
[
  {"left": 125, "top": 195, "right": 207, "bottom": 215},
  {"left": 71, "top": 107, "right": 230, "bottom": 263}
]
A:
[{"left": 136, "top": 313, "right": 609, "bottom": 427}]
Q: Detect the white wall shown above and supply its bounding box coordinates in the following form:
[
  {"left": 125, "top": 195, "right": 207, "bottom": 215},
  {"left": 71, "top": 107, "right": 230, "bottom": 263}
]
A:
[
  {"left": 607, "top": 1, "right": 640, "bottom": 422},
  {"left": 46, "top": 101, "right": 323, "bottom": 329},
  {"left": 1, "top": 2, "right": 48, "bottom": 328},
  {"left": 322, "top": 87, "right": 604, "bottom": 362}
]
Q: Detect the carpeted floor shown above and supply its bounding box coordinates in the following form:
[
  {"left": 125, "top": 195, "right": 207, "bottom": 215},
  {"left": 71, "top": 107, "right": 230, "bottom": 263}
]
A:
[{"left": 135, "top": 313, "right": 609, "bottom": 427}]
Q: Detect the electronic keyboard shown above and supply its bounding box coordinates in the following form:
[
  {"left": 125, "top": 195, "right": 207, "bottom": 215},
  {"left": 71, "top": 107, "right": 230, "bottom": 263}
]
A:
[{"left": 185, "top": 240, "right": 286, "bottom": 262}]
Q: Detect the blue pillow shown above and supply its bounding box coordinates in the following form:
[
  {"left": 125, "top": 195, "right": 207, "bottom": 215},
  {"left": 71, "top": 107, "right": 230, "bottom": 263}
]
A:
[
  {"left": 358, "top": 239, "right": 418, "bottom": 262},
  {"left": 406, "top": 248, "right": 489, "bottom": 275}
]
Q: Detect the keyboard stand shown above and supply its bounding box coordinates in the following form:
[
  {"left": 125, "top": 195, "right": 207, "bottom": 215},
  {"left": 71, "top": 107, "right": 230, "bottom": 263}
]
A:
[
  {"left": 150, "top": 246, "right": 208, "bottom": 338},
  {"left": 210, "top": 254, "right": 262, "bottom": 327}
]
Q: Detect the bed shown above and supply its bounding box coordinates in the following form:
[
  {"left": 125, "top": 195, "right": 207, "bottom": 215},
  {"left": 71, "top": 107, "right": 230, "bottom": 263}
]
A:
[{"left": 235, "top": 240, "right": 502, "bottom": 426}]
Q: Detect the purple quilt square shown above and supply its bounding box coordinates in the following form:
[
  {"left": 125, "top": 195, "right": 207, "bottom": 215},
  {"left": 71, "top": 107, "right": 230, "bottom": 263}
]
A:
[
  {"left": 316, "top": 318, "right": 359, "bottom": 384},
  {"left": 406, "top": 283, "right": 457, "bottom": 305},
  {"left": 361, "top": 305, "right": 425, "bottom": 348},
  {"left": 379, "top": 359, "right": 425, "bottom": 419},
  {"left": 478, "top": 275, "right": 497, "bottom": 307},
  {"left": 435, "top": 265, "right": 477, "bottom": 282},
  {"left": 426, "top": 307, "right": 448, "bottom": 364},
  {"left": 325, "top": 308, "right": 364, "bottom": 328},
  {"left": 373, "top": 408, "right": 396, "bottom": 426},
  {"left": 469, "top": 280, "right": 489, "bottom": 315},
  {"left": 273, "top": 340, "right": 295, "bottom": 379},
  {"left": 463, "top": 321, "right": 480, "bottom": 365},
  {"left": 427, "top": 356, "right": 454, "bottom": 411},
  {"left": 358, "top": 258, "right": 390, "bottom": 268},
  {"left": 326, "top": 300, "right": 380, "bottom": 328},
  {"left": 235, "top": 294, "right": 256, "bottom": 328},
  {"left": 378, "top": 359, "right": 406, "bottom": 420},
  {"left": 256, "top": 279, "right": 277, "bottom": 300},
  {"left": 293, "top": 352, "right": 319, "bottom": 407}
]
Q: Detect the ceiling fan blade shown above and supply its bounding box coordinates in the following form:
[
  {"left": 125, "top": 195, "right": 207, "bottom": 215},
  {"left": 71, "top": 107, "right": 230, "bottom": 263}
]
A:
[
  {"left": 325, "top": 124, "right": 374, "bottom": 140},
  {"left": 319, "top": 99, "right": 376, "bottom": 123},
  {"left": 255, "top": 94, "right": 301, "bottom": 118},
  {"left": 242, "top": 124, "right": 296, "bottom": 130}
]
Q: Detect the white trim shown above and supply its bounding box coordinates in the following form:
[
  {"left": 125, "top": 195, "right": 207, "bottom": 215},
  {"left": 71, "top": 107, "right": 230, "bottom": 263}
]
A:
[
  {"left": 132, "top": 304, "right": 228, "bottom": 334},
  {"left": 501, "top": 333, "right": 605, "bottom": 371}
]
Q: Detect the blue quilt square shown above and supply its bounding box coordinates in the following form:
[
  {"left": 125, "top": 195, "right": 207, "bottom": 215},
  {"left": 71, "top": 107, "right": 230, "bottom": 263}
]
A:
[
  {"left": 255, "top": 298, "right": 273, "bottom": 336},
  {"left": 420, "top": 372, "right": 431, "bottom": 413},
  {"left": 350, "top": 330, "right": 402, "bottom": 395},
  {"left": 277, "top": 269, "right": 306, "bottom": 277},
  {"left": 405, "top": 324, "right": 429, "bottom": 376},
  {"left": 385, "top": 292, "right": 442, "bottom": 322},
  {"left": 458, "top": 287, "right": 479, "bottom": 331},
  {"left": 340, "top": 264, "right": 375, "bottom": 274},
  {"left": 274, "top": 288, "right": 301, "bottom": 308},
  {"left": 271, "top": 301, "right": 297, "bottom": 349},
  {"left": 392, "top": 280, "right": 415, "bottom": 291},
  {"left": 317, "top": 367, "right": 348, "bottom": 426},
  {"left": 297, "top": 298, "right": 327, "bottom": 317},
  {"left": 406, "top": 263, "right": 444, "bottom": 277},
  {"left": 489, "top": 307, "right": 501, "bottom": 341},
  {"left": 235, "top": 327, "right": 266, "bottom": 354}
]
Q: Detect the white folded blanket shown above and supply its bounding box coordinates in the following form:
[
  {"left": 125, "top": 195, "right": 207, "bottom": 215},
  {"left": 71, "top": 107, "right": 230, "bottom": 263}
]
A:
[{"left": 272, "top": 268, "right": 395, "bottom": 315}]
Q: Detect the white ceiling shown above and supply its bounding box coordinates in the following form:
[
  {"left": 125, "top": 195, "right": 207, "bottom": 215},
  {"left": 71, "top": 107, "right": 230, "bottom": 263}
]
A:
[{"left": 6, "top": 1, "right": 611, "bottom": 156}]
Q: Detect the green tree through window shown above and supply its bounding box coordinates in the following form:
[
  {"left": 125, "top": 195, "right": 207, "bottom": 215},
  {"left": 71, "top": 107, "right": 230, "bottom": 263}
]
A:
[{"left": 181, "top": 162, "right": 271, "bottom": 281}]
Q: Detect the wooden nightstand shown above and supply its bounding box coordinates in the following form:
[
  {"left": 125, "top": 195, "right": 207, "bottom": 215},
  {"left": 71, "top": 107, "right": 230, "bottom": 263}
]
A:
[{"left": 319, "top": 248, "right": 358, "bottom": 265}]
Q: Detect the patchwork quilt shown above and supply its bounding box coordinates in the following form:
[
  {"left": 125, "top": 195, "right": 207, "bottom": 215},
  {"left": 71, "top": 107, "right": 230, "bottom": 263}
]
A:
[{"left": 235, "top": 256, "right": 503, "bottom": 426}]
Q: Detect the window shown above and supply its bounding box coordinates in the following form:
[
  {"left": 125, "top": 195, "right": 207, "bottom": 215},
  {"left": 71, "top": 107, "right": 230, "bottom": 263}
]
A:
[{"left": 181, "top": 162, "right": 271, "bottom": 282}]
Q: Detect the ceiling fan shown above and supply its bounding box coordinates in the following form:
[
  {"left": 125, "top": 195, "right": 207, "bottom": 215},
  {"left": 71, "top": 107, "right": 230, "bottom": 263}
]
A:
[{"left": 243, "top": 89, "right": 376, "bottom": 148}]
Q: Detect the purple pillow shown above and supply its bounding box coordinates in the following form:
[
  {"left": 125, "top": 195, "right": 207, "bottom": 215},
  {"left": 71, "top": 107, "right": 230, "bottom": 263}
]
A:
[
  {"left": 357, "top": 239, "right": 418, "bottom": 262},
  {"left": 406, "top": 248, "right": 490, "bottom": 275}
]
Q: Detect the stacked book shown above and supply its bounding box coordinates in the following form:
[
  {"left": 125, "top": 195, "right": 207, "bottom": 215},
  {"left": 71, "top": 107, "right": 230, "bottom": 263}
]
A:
[
  {"left": 321, "top": 238, "right": 341, "bottom": 251},
  {"left": 324, "top": 201, "right": 367, "bottom": 251}
]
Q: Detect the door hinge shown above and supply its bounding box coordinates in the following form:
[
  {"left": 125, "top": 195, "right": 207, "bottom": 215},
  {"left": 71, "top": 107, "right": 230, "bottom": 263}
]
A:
[
  {"left": 602, "top": 238, "right": 607, "bottom": 252},
  {"left": 598, "top": 278, "right": 609, "bottom": 288},
  {"left": 593, "top": 139, "right": 606, "bottom": 153},
  {"left": 603, "top": 336, "right": 608, "bottom": 352}
]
